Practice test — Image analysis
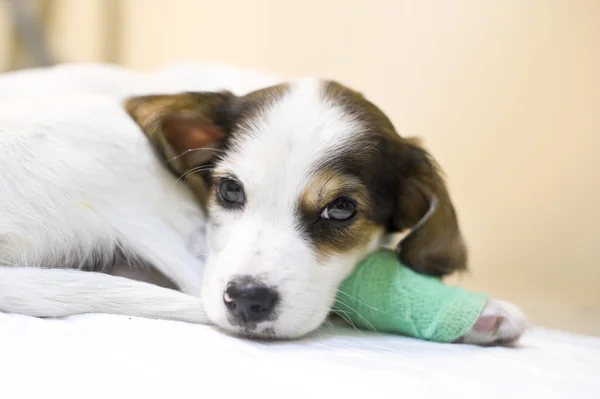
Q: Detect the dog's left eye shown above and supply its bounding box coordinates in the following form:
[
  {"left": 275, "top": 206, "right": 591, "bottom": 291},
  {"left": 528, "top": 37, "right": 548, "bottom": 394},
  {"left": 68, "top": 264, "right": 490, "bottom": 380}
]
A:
[
  {"left": 217, "top": 178, "right": 245, "bottom": 208},
  {"left": 320, "top": 197, "right": 357, "bottom": 221}
]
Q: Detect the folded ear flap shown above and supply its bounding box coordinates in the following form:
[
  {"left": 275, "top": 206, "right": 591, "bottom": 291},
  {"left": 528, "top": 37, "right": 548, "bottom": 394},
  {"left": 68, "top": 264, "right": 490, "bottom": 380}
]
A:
[
  {"left": 393, "top": 138, "right": 467, "bottom": 277},
  {"left": 124, "top": 92, "right": 234, "bottom": 204},
  {"left": 125, "top": 91, "right": 233, "bottom": 175}
]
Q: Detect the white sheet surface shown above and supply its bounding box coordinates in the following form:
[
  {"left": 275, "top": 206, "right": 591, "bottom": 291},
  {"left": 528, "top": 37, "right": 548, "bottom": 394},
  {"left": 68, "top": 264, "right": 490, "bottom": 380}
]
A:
[{"left": 1, "top": 312, "right": 599, "bottom": 399}]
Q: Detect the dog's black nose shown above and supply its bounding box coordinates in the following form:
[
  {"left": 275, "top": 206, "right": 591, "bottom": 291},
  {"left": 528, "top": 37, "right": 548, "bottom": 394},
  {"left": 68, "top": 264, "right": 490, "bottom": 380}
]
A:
[{"left": 224, "top": 277, "right": 278, "bottom": 323}]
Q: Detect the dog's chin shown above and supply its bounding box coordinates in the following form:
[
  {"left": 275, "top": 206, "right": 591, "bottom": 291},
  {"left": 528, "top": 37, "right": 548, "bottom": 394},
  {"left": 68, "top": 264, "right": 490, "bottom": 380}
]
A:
[
  {"left": 212, "top": 323, "right": 281, "bottom": 341},
  {"left": 213, "top": 323, "right": 321, "bottom": 341},
  {"left": 206, "top": 308, "right": 329, "bottom": 341}
]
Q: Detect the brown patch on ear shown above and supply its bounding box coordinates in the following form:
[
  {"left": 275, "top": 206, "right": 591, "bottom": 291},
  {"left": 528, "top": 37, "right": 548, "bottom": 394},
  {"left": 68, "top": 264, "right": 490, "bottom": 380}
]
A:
[
  {"left": 124, "top": 92, "right": 233, "bottom": 205},
  {"left": 405, "top": 136, "right": 423, "bottom": 147},
  {"left": 394, "top": 138, "right": 467, "bottom": 277},
  {"left": 161, "top": 115, "right": 225, "bottom": 158}
]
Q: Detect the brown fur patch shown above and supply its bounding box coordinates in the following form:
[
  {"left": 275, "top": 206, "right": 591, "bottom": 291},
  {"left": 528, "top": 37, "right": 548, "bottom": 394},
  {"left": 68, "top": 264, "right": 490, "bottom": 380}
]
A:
[
  {"left": 315, "top": 218, "right": 384, "bottom": 263},
  {"left": 324, "top": 81, "right": 399, "bottom": 139},
  {"left": 124, "top": 92, "right": 231, "bottom": 173},
  {"left": 300, "top": 168, "right": 381, "bottom": 262},
  {"left": 301, "top": 169, "right": 363, "bottom": 214},
  {"left": 322, "top": 80, "right": 467, "bottom": 276}
]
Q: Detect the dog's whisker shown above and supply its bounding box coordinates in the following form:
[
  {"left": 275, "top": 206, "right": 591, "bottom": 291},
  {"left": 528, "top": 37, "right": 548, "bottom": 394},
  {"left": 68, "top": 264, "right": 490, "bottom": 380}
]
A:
[
  {"left": 333, "top": 288, "right": 385, "bottom": 333},
  {"left": 166, "top": 147, "right": 225, "bottom": 163},
  {"left": 335, "top": 288, "right": 385, "bottom": 313},
  {"left": 169, "top": 165, "right": 215, "bottom": 193},
  {"left": 330, "top": 305, "right": 365, "bottom": 336},
  {"left": 179, "top": 165, "right": 215, "bottom": 181},
  {"left": 324, "top": 317, "right": 336, "bottom": 334},
  {"left": 314, "top": 324, "right": 325, "bottom": 340},
  {"left": 332, "top": 298, "right": 380, "bottom": 334}
]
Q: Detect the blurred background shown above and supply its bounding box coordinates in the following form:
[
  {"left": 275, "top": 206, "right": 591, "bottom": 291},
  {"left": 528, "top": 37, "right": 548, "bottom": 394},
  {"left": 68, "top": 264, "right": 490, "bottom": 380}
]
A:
[{"left": 0, "top": 0, "right": 598, "bottom": 336}]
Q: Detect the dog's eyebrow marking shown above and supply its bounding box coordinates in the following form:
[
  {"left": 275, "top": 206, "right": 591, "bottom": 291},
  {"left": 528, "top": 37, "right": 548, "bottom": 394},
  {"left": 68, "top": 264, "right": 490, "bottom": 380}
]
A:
[
  {"left": 300, "top": 169, "right": 364, "bottom": 214},
  {"left": 296, "top": 167, "right": 380, "bottom": 262}
]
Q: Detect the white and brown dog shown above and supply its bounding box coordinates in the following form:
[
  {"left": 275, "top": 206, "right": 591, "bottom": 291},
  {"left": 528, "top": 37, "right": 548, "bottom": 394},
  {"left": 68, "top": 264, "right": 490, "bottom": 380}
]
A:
[{"left": 0, "top": 75, "right": 527, "bottom": 344}]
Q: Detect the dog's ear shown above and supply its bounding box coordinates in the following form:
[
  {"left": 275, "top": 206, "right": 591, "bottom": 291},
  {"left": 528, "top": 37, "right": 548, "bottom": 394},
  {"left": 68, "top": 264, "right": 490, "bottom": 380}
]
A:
[
  {"left": 391, "top": 137, "right": 467, "bottom": 277},
  {"left": 124, "top": 91, "right": 233, "bottom": 176},
  {"left": 124, "top": 92, "right": 234, "bottom": 204}
]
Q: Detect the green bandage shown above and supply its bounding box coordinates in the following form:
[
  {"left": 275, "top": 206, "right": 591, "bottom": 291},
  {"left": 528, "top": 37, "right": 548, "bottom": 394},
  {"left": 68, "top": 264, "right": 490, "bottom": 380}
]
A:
[{"left": 334, "top": 250, "right": 488, "bottom": 343}]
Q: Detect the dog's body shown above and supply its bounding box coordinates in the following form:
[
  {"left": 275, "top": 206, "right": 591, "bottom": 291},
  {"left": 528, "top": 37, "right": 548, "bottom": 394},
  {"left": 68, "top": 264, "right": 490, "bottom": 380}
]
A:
[
  {"left": 0, "top": 67, "right": 527, "bottom": 344},
  {"left": 0, "top": 94, "right": 210, "bottom": 323}
]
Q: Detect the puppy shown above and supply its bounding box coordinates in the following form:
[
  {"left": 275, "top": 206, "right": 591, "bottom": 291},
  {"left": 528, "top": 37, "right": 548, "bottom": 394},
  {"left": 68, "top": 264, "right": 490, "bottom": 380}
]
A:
[{"left": 0, "top": 79, "right": 527, "bottom": 344}]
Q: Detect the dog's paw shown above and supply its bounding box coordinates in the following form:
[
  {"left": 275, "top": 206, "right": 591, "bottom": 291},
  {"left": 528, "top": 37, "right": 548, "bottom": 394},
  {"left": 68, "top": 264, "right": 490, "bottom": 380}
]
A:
[{"left": 459, "top": 299, "right": 529, "bottom": 346}]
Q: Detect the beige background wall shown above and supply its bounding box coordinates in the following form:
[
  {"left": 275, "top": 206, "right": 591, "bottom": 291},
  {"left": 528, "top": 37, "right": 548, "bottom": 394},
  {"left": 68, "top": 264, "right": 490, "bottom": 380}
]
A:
[{"left": 1, "top": 0, "right": 599, "bottom": 335}]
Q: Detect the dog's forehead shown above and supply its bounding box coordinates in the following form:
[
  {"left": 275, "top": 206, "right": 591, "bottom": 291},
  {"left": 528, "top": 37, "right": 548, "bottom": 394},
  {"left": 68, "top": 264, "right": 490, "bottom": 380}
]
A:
[{"left": 217, "top": 79, "right": 369, "bottom": 195}]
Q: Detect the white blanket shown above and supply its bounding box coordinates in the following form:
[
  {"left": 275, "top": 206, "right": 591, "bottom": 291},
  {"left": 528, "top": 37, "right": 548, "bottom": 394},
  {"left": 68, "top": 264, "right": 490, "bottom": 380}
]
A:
[
  {"left": 1, "top": 313, "right": 599, "bottom": 399},
  {"left": 1, "top": 62, "right": 599, "bottom": 399}
]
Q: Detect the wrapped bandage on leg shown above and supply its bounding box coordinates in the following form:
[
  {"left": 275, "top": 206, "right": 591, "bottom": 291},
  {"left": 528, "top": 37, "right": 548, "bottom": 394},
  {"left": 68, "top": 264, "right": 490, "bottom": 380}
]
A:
[{"left": 335, "top": 250, "right": 488, "bottom": 343}]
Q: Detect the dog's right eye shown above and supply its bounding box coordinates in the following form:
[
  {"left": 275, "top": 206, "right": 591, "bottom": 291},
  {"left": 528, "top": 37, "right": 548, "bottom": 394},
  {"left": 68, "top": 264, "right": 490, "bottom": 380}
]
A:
[
  {"left": 320, "top": 197, "right": 357, "bottom": 222},
  {"left": 217, "top": 178, "right": 246, "bottom": 208}
]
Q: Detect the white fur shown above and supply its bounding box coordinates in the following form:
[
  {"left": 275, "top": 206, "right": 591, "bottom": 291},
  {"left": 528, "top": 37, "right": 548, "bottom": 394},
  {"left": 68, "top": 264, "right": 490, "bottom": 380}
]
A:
[
  {"left": 462, "top": 299, "right": 530, "bottom": 345},
  {"left": 0, "top": 94, "right": 208, "bottom": 322},
  {"left": 0, "top": 62, "right": 282, "bottom": 103}
]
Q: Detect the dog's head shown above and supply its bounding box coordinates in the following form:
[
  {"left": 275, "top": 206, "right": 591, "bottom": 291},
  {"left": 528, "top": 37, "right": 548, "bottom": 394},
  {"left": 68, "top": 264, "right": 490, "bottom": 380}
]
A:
[{"left": 125, "top": 78, "right": 466, "bottom": 339}]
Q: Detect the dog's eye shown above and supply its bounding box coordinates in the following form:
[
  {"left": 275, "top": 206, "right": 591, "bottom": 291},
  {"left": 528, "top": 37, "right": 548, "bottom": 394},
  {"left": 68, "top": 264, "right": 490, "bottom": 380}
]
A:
[
  {"left": 217, "top": 178, "right": 245, "bottom": 208},
  {"left": 320, "top": 197, "right": 357, "bottom": 221}
]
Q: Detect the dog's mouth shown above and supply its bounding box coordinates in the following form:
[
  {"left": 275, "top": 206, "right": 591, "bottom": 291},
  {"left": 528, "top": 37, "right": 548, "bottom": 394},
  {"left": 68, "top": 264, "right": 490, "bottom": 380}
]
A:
[{"left": 212, "top": 323, "right": 282, "bottom": 340}]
